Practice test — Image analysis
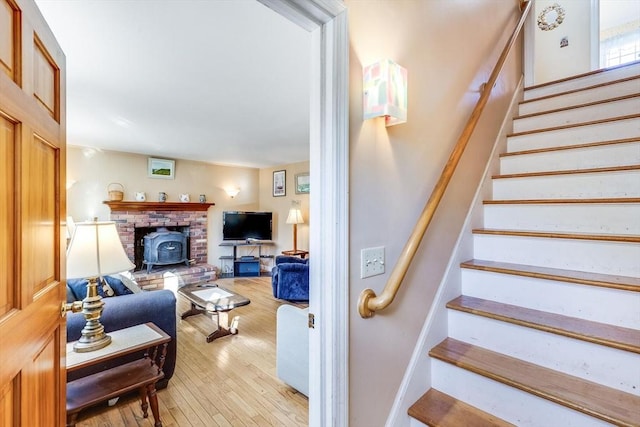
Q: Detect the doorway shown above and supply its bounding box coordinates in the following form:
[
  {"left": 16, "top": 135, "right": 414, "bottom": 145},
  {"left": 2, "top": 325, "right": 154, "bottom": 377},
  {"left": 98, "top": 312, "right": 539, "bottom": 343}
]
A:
[{"left": 256, "top": 1, "right": 350, "bottom": 426}]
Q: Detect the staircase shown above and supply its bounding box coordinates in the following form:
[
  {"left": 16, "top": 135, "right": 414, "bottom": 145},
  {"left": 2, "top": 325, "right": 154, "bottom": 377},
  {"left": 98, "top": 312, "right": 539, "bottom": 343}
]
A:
[{"left": 408, "top": 62, "right": 640, "bottom": 426}]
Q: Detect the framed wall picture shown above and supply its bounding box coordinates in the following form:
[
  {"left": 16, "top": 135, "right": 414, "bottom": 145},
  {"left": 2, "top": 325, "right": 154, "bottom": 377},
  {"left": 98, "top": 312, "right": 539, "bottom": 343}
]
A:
[
  {"left": 148, "top": 158, "right": 175, "bottom": 179},
  {"left": 273, "top": 170, "right": 286, "bottom": 197},
  {"left": 295, "top": 172, "right": 310, "bottom": 194}
]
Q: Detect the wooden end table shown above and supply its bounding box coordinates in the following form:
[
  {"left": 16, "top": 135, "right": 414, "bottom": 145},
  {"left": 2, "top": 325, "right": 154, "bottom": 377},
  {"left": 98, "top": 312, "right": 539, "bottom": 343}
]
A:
[
  {"left": 178, "top": 282, "right": 251, "bottom": 342},
  {"left": 66, "top": 322, "right": 170, "bottom": 427},
  {"left": 281, "top": 250, "right": 309, "bottom": 259}
]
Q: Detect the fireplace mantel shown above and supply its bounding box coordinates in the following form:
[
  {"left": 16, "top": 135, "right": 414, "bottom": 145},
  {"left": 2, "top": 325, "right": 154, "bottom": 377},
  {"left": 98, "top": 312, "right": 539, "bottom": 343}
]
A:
[{"left": 104, "top": 201, "right": 215, "bottom": 212}]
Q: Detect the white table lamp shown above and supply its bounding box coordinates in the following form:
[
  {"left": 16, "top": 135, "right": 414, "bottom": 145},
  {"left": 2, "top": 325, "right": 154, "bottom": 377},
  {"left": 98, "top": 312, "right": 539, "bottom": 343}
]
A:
[
  {"left": 286, "top": 208, "right": 304, "bottom": 252},
  {"left": 66, "top": 220, "right": 134, "bottom": 352}
]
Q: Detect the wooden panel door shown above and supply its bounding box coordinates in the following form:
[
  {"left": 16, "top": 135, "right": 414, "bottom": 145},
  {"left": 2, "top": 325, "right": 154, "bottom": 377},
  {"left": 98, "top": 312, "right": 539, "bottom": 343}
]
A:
[{"left": 0, "top": 0, "right": 66, "bottom": 426}]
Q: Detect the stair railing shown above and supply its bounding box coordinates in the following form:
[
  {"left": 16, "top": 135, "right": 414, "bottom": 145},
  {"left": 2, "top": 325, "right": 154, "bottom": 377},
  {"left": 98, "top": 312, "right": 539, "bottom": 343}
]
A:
[{"left": 358, "top": 0, "right": 534, "bottom": 318}]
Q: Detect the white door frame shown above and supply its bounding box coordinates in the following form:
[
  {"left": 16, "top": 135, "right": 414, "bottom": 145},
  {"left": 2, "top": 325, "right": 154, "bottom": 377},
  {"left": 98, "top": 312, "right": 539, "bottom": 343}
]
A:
[
  {"left": 590, "top": 0, "right": 600, "bottom": 70},
  {"left": 256, "top": 1, "right": 349, "bottom": 426}
]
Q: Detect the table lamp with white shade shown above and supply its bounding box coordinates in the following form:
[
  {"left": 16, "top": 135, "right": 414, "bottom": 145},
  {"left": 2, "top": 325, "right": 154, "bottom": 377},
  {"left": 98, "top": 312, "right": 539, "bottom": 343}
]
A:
[
  {"left": 286, "top": 207, "right": 304, "bottom": 252},
  {"left": 66, "top": 220, "right": 134, "bottom": 352}
]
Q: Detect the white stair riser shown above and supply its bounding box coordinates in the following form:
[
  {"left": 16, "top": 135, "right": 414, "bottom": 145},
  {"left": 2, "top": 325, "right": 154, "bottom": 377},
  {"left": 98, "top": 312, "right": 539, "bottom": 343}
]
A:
[
  {"left": 409, "top": 418, "right": 428, "bottom": 427},
  {"left": 483, "top": 203, "right": 640, "bottom": 235},
  {"left": 448, "top": 311, "right": 640, "bottom": 395},
  {"left": 431, "top": 359, "right": 612, "bottom": 427},
  {"left": 524, "top": 63, "right": 640, "bottom": 100},
  {"left": 460, "top": 269, "right": 640, "bottom": 329},
  {"left": 473, "top": 234, "right": 640, "bottom": 276},
  {"left": 507, "top": 117, "right": 640, "bottom": 152},
  {"left": 520, "top": 78, "right": 640, "bottom": 115},
  {"left": 500, "top": 142, "right": 640, "bottom": 174},
  {"left": 514, "top": 97, "right": 640, "bottom": 133},
  {"left": 492, "top": 170, "right": 640, "bottom": 200}
]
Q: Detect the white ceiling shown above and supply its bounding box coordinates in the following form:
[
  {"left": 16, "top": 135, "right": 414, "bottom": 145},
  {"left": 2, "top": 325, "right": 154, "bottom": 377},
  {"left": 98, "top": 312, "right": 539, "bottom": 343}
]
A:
[{"left": 35, "top": 0, "right": 311, "bottom": 169}]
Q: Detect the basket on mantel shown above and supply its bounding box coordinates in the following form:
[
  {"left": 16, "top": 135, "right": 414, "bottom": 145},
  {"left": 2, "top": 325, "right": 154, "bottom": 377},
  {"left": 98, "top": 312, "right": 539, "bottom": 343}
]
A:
[{"left": 107, "top": 183, "right": 124, "bottom": 201}]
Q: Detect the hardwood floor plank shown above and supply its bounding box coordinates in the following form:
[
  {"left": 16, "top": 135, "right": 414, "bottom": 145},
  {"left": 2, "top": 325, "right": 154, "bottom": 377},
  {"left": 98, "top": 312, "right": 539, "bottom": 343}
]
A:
[{"left": 73, "top": 277, "right": 308, "bottom": 426}]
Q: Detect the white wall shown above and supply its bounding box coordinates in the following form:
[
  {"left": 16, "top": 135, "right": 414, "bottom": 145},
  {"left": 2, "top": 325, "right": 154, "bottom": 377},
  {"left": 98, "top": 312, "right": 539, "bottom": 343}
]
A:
[
  {"left": 259, "top": 161, "right": 310, "bottom": 259},
  {"left": 533, "top": 0, "right": 592, "bottom": 84},
  {"left": 67, "top": 146, "right": 308, "bottom": 268},
  {"left": 346, "top": 1, "right": 523, "bottom": 425}
]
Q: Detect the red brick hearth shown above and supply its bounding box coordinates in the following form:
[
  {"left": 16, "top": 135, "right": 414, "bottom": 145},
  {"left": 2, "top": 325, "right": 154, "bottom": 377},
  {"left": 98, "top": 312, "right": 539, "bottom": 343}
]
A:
[{"left": 104, "top": 201, "right": 218, "bottom": 289}]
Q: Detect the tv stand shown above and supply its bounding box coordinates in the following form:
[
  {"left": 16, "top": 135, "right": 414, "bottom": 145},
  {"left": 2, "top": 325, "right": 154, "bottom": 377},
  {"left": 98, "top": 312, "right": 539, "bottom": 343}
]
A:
[{"left": 219, "top": 241, "right": 274, "bottom": 277}]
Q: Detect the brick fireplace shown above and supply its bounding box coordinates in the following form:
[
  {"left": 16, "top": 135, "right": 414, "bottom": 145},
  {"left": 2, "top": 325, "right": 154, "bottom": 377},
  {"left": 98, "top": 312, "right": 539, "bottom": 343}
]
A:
[{"left": 104, "top": 201, "right": 217, "bottom": 289}]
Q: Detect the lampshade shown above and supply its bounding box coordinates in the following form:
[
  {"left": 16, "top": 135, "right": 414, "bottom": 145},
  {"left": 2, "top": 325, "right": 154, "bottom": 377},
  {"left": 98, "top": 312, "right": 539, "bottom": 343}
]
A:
[
  {"left": 286, "top": 208, "right": 304, "bottom": 225},
  {"left": 67, "top": 221, "right": 134, "bottom": 279},
  {"left": 363, "top": 59, "right": 408, "bottom": 126},
  {"left": 225, "top": 188, "right": 240, "bottom": 198}
]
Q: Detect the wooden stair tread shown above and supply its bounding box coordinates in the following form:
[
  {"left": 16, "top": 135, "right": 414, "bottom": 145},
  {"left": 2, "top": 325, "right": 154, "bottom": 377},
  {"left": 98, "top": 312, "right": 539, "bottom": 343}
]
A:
[
  {"left": 492, "top": 164, "right": 640, "bottom": 179},
  {"left": 523, "top": 61, "right": 640, "bottom": 92},
  {"left": 507, "top": 113, "right": 640, "bottom": 138},
  {"left": 429, "top": 338, "right": 640, "bottom": 426},
  {"left": 484, "top": 197, "right": 640, "bottom": 205},
  {"left": 516, "top": 93, "right": 640, "bottom": 120},
  {"left": 408, "top": 389, "right": 515, "bottom": 427},
  {"left": 460, "top": 259, "right": 640, "bottom": 292},
  {"left": 500, "top": 137, "right": 640, "bottom": 158},
  {"left": 472, "top": 228, "right": 640, "bottom": 243},
  {"left": 447, "top": 295, "right": 640, "bottom": 353},
  {"left": 520, "top": 75, "right": 640, "bottom": 105}
]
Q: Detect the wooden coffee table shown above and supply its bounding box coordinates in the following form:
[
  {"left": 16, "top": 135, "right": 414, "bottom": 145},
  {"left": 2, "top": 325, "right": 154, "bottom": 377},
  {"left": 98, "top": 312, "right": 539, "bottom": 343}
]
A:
[{"left": 178, "top": 282, "right": 251, "bottom": 342}]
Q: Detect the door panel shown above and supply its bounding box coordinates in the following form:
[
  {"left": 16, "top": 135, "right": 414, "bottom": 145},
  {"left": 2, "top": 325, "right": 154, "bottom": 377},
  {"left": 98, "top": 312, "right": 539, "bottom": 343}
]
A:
[
  {"left": 0, "top": 0, "right": 66, "bottom": 425},
  {"left": 0, "top": 114, "right": 15, "bottom": 317},
  {"left": 0, "top": 0, "right": 19, "bottom": 82},
  {"left": 22, "top": 134, "right": 58, "bottom": 298}
]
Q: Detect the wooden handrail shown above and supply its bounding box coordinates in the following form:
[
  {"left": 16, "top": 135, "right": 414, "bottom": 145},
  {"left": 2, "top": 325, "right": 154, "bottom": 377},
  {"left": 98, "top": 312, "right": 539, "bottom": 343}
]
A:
[{"left": 358, "top": 0, "right": 534, "bottom": 318}]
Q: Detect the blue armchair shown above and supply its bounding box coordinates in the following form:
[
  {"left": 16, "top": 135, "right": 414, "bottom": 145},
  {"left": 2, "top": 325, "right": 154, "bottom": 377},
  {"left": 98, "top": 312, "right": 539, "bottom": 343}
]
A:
[{"left": 272, "top": 255, "right": 309, "bottom": 301}]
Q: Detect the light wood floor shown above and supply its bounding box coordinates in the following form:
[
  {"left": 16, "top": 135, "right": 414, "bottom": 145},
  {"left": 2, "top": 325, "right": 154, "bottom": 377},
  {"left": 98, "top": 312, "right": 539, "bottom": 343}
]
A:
[{"left": 73, "top": 276, "right": 309, "bottom": 426}]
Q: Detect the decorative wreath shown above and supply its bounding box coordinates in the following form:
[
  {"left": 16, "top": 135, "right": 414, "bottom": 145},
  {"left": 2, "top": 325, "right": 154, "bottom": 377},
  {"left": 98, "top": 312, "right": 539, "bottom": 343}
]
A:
[{"left": 537, "top": 3, "right": 565, "bottom": 31}]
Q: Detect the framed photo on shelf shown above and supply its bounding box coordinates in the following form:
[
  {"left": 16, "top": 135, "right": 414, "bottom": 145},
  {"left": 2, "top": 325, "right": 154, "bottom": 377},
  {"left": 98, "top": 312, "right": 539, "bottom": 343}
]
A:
[
  {"left": 148, "top": 157, "right": 175, "bottom": 179},
  {"left": 273, "top": 170, "right": 286, "bottom": 197},
  {"left": 295, "top": 172, "right": 310, "bottom": 194}
]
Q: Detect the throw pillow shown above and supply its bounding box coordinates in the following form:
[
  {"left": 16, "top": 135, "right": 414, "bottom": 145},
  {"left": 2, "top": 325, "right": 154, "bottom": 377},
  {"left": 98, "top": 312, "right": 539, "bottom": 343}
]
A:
[
  {"left": 66, "top": 278, "right": 88, "bottom": 301},
  {"left": 66, "top": 277, "right": 126, "bottom": 300},
  {"left": 111, "top": 271, "right": 142, "bottom": 294},
  {"left": 66, "top": 284, "right": 76, "bottom": 303},
  {"left": 103, "top": 275, "right": 134, "bottom": 296}
]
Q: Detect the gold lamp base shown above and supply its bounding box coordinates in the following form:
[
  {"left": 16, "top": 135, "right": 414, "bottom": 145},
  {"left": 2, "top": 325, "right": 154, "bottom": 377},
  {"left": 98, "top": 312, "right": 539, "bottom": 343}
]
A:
[{"left": 72, "top": 276, "right": 112, "bottom": 353}]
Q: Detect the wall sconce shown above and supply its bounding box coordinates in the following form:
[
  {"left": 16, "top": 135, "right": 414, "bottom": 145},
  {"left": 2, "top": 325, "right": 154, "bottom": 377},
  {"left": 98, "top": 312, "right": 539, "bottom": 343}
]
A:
[
  {"left": 363, "top": 59, "right": 408, "bottom": 126},
  {"left": 225, "top": 188, "right": 240, "bottom": 198}
]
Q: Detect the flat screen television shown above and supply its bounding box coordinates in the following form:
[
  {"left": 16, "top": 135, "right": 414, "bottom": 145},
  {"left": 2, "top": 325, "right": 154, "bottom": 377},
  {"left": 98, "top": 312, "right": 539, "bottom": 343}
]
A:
[{"left": 222, "top": 211, "right": 272, "bottom": 241}]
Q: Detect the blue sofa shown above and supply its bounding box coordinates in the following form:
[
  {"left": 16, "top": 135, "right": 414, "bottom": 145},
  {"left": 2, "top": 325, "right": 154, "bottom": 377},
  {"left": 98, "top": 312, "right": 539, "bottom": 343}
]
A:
[
  {"left": 271, "top": 255, "right": 309, "bottom": 301},
  {"left": 66, "top": 278, "right": 177, "bottom": 389}
]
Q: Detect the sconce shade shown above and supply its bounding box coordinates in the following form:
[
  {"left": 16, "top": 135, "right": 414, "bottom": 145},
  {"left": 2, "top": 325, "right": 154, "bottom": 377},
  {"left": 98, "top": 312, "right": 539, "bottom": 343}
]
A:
[
  {"left": 225, "top": 188, "right": 240, "bottom": 198},
  {"left": 286, "top": 208, "right": 304, "bottom": 225},
  {"left": 363, "top": 59, "right": 408, "bottom": 126},
  {"left": 67, "top": 221, "right": 134, "bottom": 279}
]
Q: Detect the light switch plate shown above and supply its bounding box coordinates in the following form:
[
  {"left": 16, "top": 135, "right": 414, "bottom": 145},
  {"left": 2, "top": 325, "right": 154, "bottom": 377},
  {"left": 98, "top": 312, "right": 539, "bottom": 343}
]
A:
[{"left": 361, "top": 246, "right": 385, "bottom": 278}]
